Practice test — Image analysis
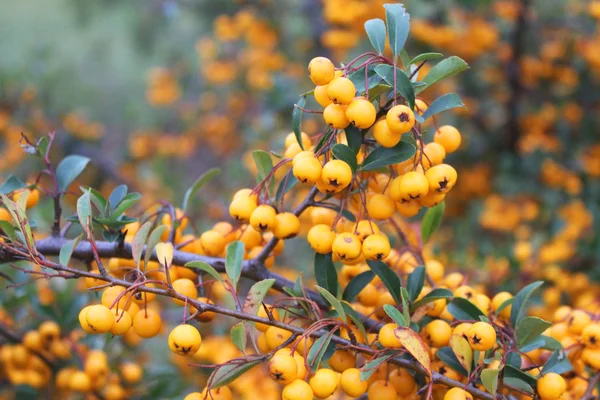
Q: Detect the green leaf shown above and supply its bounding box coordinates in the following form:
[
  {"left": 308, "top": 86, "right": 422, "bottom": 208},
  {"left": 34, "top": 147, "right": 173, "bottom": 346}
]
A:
[
  {"left": 410, "top": 288, "right": 453, "bottom": 311},
  {"left": 331, "top": 144, "right": 357, "bottom": 173},
  {"left": 400, "top": 288, "right": 410, "bottom": 322},
  {"left": 76, "top": 190, "right": 92, "bottom": 236},
  {"left": 421, "top": 202, "right": 445, "bottom": 243},
  {"left": 230, "top": 323, "right": 247, "bottom": 354},
  {"left": 447, "top": 298, "right": 486, "bottom": 321},
  {"left": 108, "top": 185, "right": 128, "bottom": 212},
  {"left": 364, "top": 18, "right": 386, "bottom": 54},
  {"left": 341, "top": 302, "right": 367, "bottom": 340},
  {"left": 315, "top": 286, "right": 346, "bottom": 323},
  {"left": 111, "top": 193, "right": 141, "bottom": 219},
  {"left": 243, "top": 279, "right": 275, "bottom": 315},
  {"left": 0, "top": 221, "right": 16, "bottom": 242},
  {"left": 344, "top": 126, "right": 362, "bottom": 154},
  {"left": 348, "top": 65, "right": 383, "bottom": 97},
  {"left": 314, "top": 129, "right": 335, "bottom": 154},
  {"left": 307, "top": 333, "right": 334, "bottom": 371},
  {"left": 436, "top": 347, "right": 468, "bottom": 377},
  {"left": 15, "top": 190, "right": 29, "bottom": 213},
  {"left": 416, "top": 56, "right": 469, "bottom": 95},
  {"left": 81, "top": 186, "right": 108, "bottom": 216},
  {"left": 366, "top": 260, "right": 402, "bottom": 305},
  {"left": 314, "top": 253, "right": 338, "bottom": 298},
  {"left": 0, "top": 176, "right": 27, "bottom": 195},
  {"left": 360, "top": 355, "right": 392, "bottom": 381},
  {"left": 56, "top": 155, "right": 90, "bottom": 192},
  {"left": 252, "top": 150, "right": 275, "bottom": 192},
  {"left": 144, "top": 225, "right": 168, "bottom": 270},
  {"left": 58, "top": 234, "right": 82, "bottom": 267},
  {"left": 383, "top": 304, "right": 408, "bottom": 327},
  {"left": 503, "top": 365, "right": 536, "bottom": 394},
  {"left": 542, "top": 349, "right": 573, "bottom": 375},
  {"left": 516, "top": 317, "right": 552, "bottom": 348},
  {"left": 275, "top": 170, "right": 298, "bottom": 203},
  {"left": 495, "top": 297, "right": 514, "bottom": 317},
  {"left": 383, "top": 4, "right": 410, "bottom": 60},
  {"left": 519, "top": 335, "right": 562, "bottom": 353},
  {"left": 292, "top": 96, "right": 307, "bottom": 150},
  {"left": 210, "top": 357, "right": 262, "bottom": 388},
  {"left": 510, "top": 281, "right": 544, "bottom": 327},
  {"left": 225, "top": 241, "right": 245, "bottom": 290},
  {"left": 409, "top": 52, "right": 444, "bottom": 66},
  {"left": 184, "top": 261, "right": 224, "bottom": 284},
  {"left": 400, "top": 49, "right": 411, "bottom": 71},
  {"left": 406, "top": 266, "right": 426, "bottom": 301},
  {"left": 342, "top": 270, "right": 375, "bottom": 302},
  {"left": 360, "top": 140, "right": 415, "bottom": 171},
  {"left": 375, "top": 64, "right": 415, "bottom": 109},
  {"left": 132, "top": 221, "right": 153, "bottom": 270},
  {"left": 182, "top": 168, "right": 220, "bottom": 213},
  {"left": 481, "top": 368, "right": 500, "bottom": 397},
  {"left": 422, "top": 93, "right": 466, "bottom": 120}
]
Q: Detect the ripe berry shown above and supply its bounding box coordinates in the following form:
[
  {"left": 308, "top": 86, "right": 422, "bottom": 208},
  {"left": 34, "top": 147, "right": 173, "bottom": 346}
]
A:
[
  {"left": 307, "top": 224, "right": 336, "bottom": 254},
  {"left": 85, "top": 304, "right": 115, "bottom": 334},
  {"left": 467, "top": 322, "right": 497, "bottom": 351},
  {"left": 368, "top": 379, "right": 397, "bottom": 400},
  {"left": 268, "top": 354, "right": 298, "bottom": 384},
  {"left": 425, "top": 164, "right": 458, "bottom": 194},
  {"left": 285, "top": 132, "right": 312, "bottom": 150},
  {"left": 109, "top": 309, "right": 132, "bottom": 335},
  {"left": 581, "top": 323, "right": 600, "bottom": 348},
  {"left": 314, "top": 85, "right": 332, "bottom": 107},
  {"left": 491, "top": 292, "right": 513, "bottom": 320},
  {"left": 395, "top": 199, "right": 422, "bottom": 217},
  {"left": 39, "top": 320, "right": 60, "bottom": 343},
  {"left": 78, "top": 306, "right": 96, "bottom": 334},
  {"left": 332, "top": 232, "right": 362, "bottom": 261},
  {"left": 273, "top": 212, "right": 300, "bottom": 239},
  {"left": 308, "top": 57, "right": 335, "bottom": 86},
  {"left": 282, "top": 379, "right": 314, "bottom": 400},
  {"left": 386, "top": 105, "right": 415, "bottom": 134},
  {"left": 346, "top": 98, "right": 376, "bottom": 128},
  {"left": 424, "top": 319, "right": 452, "bottom": 348},
  {"left": 352, "top": 220, "right": 380, "bottom": 241},
  {"left": 14, "top": 188, "right": 40, "bottom": 209},
  {"left": 340, "top": 368, "right": 367, "bottom": 397},
  {"left": 422, "top": 142, "right": 446, "bottom": 167},
  {"left": 120, "top": 362, "right": 143, "bottom": 384},
  {"left": 69, "top": 371, "right": 91, "bottom": 392},
  {"left": 379, "top": 323, "right": 402, "bottom": 348},
  {"left": 444, "top": 387, "right": 473, "bottom": 400},
  {"left": 265, "top": 326, "right": 293, "bottom": 350},
  {"left": 323, "top": 103, "right": 350, "bottom": 129},
  {"left": 366, "top": 194, "right": 396, "bottom": 220},
  {"left": 326, "top": 77, "right": 356, "bottom": 105},
  {"left": 397, "top": 171, "right": 429, "bottom": 200},
  {"left": 434, "top": 125, "right": 462, "bottom": 153},
  {"left": 199, "top": 230, "right": 226, "bottom": 256},
  {"left": 536, "top": 372, "right": 566, "bottom": 400},
  {"left": 293, "top": 156, "right": 322, "bottom": 184},
  {"left": 168, "top": 324, "right": 202, "bottom": 356},
  {"left": 172, "top": 278, "right": 198, "bottom": 305},
  {"left": 373, "top": 119, "right": 401, "bottom": 148},
  {"left": 321, "top": 160, "right": 353, "bottom": 190},
  {"left": 328, "top": 349, "right": 355, "bottom": 372},
  {"left": 389, "top": 368, "right": 417, "bottom": 396},
  {"left": 420, "top": 192, "right": 446, "bottom": 207},
  {"left": 201, "top": 386, "right": 233, "bottom": 400},
  {"left": 415, "top": 99, "right": 428, "bottom": 114},
  {"left": 132, "top": 308, "right": 162, "bottom": 338},
  {"left": 309, "top": 368, "right": 339, "bottom": 399},
  {"left": 362, "top": 233, "right": 391, "bottom": 260},
  {"left": 250, "top": 205, "right": 278, "bottom": 232},
  {"left": 229, "top": 195, "right": 258, "bottom": 222}
]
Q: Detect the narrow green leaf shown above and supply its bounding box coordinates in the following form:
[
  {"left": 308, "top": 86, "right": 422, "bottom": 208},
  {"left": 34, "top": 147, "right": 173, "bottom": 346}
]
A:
[
  {"left": 15, "top": 190, "right": 29, "bottom": 213},
  {"left": 542, "top": 349, "right": 573, "bottom": 375},
  {"left": 344, "top": 126, "right": 362, "bottom": 154},
  {"left": 0, "top": 221, "right": 16, "bottom": 242},
  {"left": 447, "top": 298, "right": 486, "bottom": 321},
  {"left": 307, "top": 333, "right": 334, "bottom": 371},
  {"left": 132, "top": 221, "right": 153, "bottom": 269},
  {"left": 510, "top": 281, "right": 544, "bottom": 327},
  {"left": 364, "top": 18, "right": 386, "bottom": 54},
  {"left": 400, "top": 49, "right": 411, "bottom": 71},
  {"left": 436, "top": 347, "right": 468, "bottom": 377},
  {"left": 360, "top": 140, "right": 415, "bottom": 171},
  {"left": 516, "top": 317, "right": 552, "bottom": 348},
  {"left": 421, "top": 202, "right": 445, "bottom": 243},
  {"left": 410, "top": 52, "right": 444, "bottom": 66},
  {"left": 35, "top": 136, "right": 49, "bottom": 157},
  {"left": 383, "top": 304, "right": 408, "bottom": 327},
  {"left": 182, "top": 168, "right": 221, "bottom": 213},
  {"left": 252, "top": 150, "right": 275, "bottom": 192},
  {"left": 315, "top": 286, "right": 346, "bottom": 323},
  {"left": 275, "top": 170, "right": 298, "bottom": 204},
  {"left": 210, "top": 357, "right": 262, "bottom": 388},
  {"left": 81, "top": 186, "right": 108, "bottom": 216},
  {"left": 422, "top": 93, "right": 466, "bottom": 120},
  {"left": 400, "top": 288, "right": 410, "bottom": 322},
  {"left": 144, "top": 225, "right": 168, "bottom": 270},
  {"left": 225, "top": 241, "right": 245, "bottom": 290},
  {"left": 366, "top": 260, "right": 402, "bottom": 305},
  {"left": 481, "top": 368, "right": 500, "bottom": 397},
  {"left": 0, "top": 176, "right": 27, "bottom": 195},
  {"left": 314, "top": 129, "right": 335, "bottom": 154},
  {"left": 56, "top": 155, "right": 90, "bottom": 192},
  {"left": 348, "top": 64, "right": 382, "bottom": 97},
  {"left": 406, "top": 266, "right": 426, "bottom": 301},
  {"left": 184, "top": 261, "right": 224, "bottom": 284},
  {"left": 342, "top": 270, "right": 375, "bottom": 302},
  {"left": 331, "top": 144, "right": 357, "bottom": 173},
  {"left": 341, "top": 302, "right": 367, "bottom": 341},
  {"left": 243, "top": 279, "right": 275, "bottom": 315},
  {"left": 360, "top": 355, "right": 392, "bottom": 381},
  {"left": 375, "top": 64, "right": 415, "bottom": 109},
  {"left": 292, "top": 96, "right": 307, "bottom": 150},
  {"left": 314, "top": 253, "right": 338, "bottom": 298},
  {"left": 416, "top": 56, "right": 469, "bottom": 95},
  {"left": 76, "top": 190, "right": 92, "bottom": 236},
  {"left": 59, "top": 234, "right": 82, "bottom": 267},
  {"left": 111, "top": 193, "right": 141, "bottom": 219},
  {"left": 108, "top": 185, "right": 128, "bottom": 211},
  {"left": 230, "top": 323, "right": 247, "bottom": 354},
  {"left": 520, "top": 335, "right": 562, "bottom": 353},
  {"left": 503, "top": 365, "right": 536, "bottom": 394},
  {"left": 410, "top": 288, "right": 453, "bottom": 311},
  {"left": 383, "top": 4, "right": 410, "bottom": 59},
  {"left": 495, "top": 297, "right": 514, "bottom": 317}
]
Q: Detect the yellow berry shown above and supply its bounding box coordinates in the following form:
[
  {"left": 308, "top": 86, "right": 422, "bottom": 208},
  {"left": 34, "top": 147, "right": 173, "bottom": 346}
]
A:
[
  {"left": 250, "top": 205, "right": 278, "bottom": 232},
  {"left": 168, "top": 324, "right": 202, "bottom": 356},
  {"left": 307, "top": 224, "right": 336, "bottom": 254},
  {"left": 467, "top": 322, "right": 497, "bottom": 351},
  {"left": 309, "top": 368, "right": 339, "bottom": 399},
  {"left": 326, "top": 77, "right": 356, "bottom": 105},
  {"left": 537, "top": 372, "right": 566, "bottom": 400},
  {"left": 340, "top": 368, "right": 367, "bottom": 397},
  {"left": 268, "top": 354, "right": 298, "bottom": 385},
  {"left": 308, "top": 57, "right": 335, "bottom": 86},
  {"left": 386, "top": 105, "right": 415, "bottom": 134},
  {"left": 346, "top": 98, "right": 376, "bottom": 129},
  {"left": 273, "top": 212, "right": 301, "bottom": 239},
  {"left": 434, "top": 125, "right": 462, "bottom": 153}
]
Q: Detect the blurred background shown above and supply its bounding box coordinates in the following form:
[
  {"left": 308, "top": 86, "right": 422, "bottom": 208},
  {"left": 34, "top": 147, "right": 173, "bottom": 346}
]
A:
[{"left": 1, "top": 0, "right": 599, "bottom": 397}]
